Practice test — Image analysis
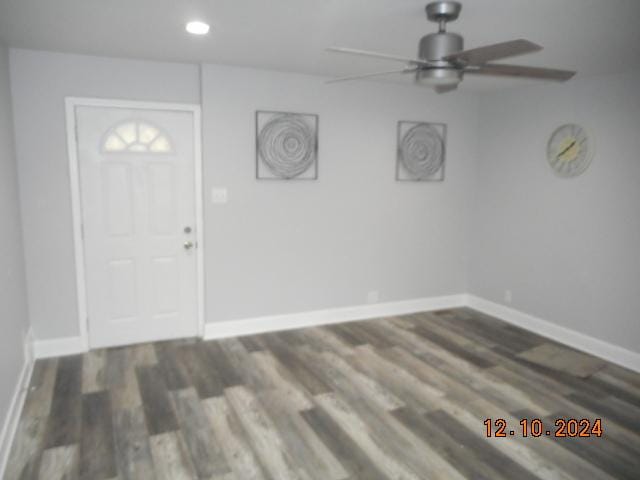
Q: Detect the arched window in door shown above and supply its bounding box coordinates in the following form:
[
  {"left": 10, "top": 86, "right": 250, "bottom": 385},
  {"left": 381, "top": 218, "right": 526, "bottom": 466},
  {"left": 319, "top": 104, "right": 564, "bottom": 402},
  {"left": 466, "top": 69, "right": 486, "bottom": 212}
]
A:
[{"left": 102, "top": 120, "right": 173, "bottom": 153}]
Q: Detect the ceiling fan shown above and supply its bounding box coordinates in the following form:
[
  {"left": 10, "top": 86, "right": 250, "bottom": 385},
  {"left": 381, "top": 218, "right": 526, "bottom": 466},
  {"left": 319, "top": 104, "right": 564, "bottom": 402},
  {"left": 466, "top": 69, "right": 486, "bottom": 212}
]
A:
[{"left": 326, "top": 1, "right": 576, "bottom": 93}]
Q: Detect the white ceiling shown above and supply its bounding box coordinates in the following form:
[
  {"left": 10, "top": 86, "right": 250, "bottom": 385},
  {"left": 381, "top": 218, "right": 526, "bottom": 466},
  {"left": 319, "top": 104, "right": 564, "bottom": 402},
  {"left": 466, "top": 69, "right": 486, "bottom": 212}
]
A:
[{"left": 1, "top": 0, "right": 639, "bottom": 91}]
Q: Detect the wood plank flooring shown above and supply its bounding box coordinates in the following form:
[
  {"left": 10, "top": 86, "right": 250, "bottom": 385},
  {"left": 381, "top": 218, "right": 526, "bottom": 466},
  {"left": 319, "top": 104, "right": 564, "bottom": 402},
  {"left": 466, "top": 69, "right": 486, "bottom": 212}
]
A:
[{"left": 5, "top": 307, "right": 640, "bottom": 479}]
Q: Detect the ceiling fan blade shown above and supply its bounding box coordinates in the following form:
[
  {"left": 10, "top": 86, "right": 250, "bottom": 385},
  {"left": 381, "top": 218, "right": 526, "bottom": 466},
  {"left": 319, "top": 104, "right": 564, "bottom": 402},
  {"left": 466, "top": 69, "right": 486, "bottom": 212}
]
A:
[
  {"left": 434, "top": 84, "right": 458, "bottom": 94},
  {"left": 444, "top": 39, "right": 542, "bottom": 65},
  {"left": 466, "top": 63, "right": 575, "bottom": 81},
  {"left": 326, "top": 68, "right": 418, "bottom": 84},
  {"left": 327, "top": 47, "right": 431, "bottom": 67}
]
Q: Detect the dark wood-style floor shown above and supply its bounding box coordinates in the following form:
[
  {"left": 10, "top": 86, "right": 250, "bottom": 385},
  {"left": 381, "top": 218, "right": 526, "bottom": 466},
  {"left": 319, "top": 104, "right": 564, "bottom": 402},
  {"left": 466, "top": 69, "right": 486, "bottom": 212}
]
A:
[{"left": 5, "top": 308, "right": 640, "bottom": 479}]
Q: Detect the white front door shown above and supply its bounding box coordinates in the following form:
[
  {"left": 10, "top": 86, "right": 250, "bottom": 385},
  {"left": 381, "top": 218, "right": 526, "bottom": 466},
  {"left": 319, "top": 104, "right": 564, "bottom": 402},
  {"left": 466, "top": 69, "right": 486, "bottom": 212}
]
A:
[{"left": 75, "top": 105, "right": 199, "bottom": 348}]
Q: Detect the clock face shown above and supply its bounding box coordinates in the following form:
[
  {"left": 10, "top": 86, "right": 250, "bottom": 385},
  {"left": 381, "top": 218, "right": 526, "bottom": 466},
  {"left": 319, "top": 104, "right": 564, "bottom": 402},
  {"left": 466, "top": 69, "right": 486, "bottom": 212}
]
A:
[{"left": 546, "top": 124, "right": 593, "bottom": 177}]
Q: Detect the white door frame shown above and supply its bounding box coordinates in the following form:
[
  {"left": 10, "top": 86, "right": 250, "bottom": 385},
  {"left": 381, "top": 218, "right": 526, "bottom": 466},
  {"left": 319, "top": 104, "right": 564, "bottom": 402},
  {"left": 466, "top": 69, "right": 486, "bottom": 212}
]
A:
[{"left": 65, "top": 97, "right": 205, "bottom": 350}]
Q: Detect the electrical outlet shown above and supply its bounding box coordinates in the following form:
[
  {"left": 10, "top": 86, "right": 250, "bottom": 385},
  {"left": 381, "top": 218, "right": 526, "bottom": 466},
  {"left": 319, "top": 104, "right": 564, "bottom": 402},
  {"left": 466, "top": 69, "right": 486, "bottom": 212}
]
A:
[
  {"left": 367, "top": 290, "right": 380, "bottom": 304},
  {"left": 211, "top": 187, "right": 228, "bottom": 204},
  {"left": 504, "top": 290, "right": 512, "bottom": 304}
]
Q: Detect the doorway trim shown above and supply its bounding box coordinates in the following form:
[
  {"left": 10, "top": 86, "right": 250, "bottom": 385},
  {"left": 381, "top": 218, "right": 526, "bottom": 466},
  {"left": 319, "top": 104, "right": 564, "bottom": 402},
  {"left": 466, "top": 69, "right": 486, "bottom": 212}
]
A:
[{"left": 65, "top": 97, "right": 205, "bottom": 351}]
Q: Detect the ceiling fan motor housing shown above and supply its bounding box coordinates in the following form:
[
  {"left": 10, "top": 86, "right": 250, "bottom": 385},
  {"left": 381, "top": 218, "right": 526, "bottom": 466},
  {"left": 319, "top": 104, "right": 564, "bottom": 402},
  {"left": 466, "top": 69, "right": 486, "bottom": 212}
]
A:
[
  {"left": 416, "top": 32, "right": 464, "bottom": 86},
  {"left": 419, "top": 32, "right": 463, "bottom": 61}
]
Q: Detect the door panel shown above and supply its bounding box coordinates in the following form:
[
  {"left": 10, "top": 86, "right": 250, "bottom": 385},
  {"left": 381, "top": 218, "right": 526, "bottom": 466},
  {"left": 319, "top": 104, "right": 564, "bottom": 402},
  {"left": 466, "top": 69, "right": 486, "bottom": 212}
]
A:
[
  {"left": 147, "top": 163, "right": 177, "bottom": 235},
  {"left": 108, "top": 258, "right": 137, "bottom": 320},
  {"left": 76, "top": 106, "right": 198, "bottom": 348},
  {"left": 102, "top": 163, "right": 134, "bottom": 236},
  {"left": 151, "top": 256, "right": 179, "bottom": 314}
]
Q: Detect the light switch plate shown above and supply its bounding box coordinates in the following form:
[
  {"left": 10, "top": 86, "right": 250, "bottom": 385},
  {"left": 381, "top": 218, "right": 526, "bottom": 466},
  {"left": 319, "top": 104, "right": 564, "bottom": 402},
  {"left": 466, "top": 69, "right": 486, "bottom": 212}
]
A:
[{"left": 211, "top": 187, "right": 228, "bottom": 204}]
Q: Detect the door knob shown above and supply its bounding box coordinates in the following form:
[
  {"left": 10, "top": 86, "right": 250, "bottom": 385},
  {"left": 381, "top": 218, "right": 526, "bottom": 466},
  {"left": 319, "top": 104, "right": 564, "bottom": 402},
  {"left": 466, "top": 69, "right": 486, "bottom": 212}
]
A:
[{"left": 184, "top": 241, "right": 194, "bottom": 250}]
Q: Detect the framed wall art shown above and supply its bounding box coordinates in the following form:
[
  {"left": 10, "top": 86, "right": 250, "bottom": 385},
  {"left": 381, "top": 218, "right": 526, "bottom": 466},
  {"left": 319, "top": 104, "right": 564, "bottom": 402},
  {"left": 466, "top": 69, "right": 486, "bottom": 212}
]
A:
[
  {"left": 396, "top": 121, "right": 446, "bottom": 181},
  {"left": 256, "top": 111, "right": 318, "bottom": 180}
]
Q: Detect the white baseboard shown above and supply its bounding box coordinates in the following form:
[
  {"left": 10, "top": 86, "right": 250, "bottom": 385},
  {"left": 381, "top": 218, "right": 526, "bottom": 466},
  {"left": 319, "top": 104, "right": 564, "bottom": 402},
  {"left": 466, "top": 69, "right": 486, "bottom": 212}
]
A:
[
  {"left": 0, "top": 328, "right": 35, "bottom": 478},
  {"left": 204, "top": 294, "right": 467, "bottom": 340},
  {"left": 29, "top": 293, "right": 640, "bottom": 374},
  {"left": 467, "top": 295, "right": 640, "bottom": 373},
  {"left": 33, "top": 335, "right": 86, "bottom": 359}
]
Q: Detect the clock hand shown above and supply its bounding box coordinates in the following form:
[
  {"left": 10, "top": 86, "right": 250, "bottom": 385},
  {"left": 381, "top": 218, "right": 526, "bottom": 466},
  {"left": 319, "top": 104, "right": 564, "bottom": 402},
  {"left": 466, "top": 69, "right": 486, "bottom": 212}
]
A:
[{"left": 557, "top": 140, "right": 577, "bottom": 159}]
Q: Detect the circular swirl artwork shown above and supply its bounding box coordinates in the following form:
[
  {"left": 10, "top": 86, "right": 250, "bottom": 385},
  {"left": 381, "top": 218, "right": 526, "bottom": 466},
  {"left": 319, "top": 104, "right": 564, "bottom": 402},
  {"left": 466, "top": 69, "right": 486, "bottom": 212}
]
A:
[
  {"left": 257, "top": 112, "right": 318, "bottom": 179},
  {"left": 398, "top": 122, "right": 445, "bottom": 181}
]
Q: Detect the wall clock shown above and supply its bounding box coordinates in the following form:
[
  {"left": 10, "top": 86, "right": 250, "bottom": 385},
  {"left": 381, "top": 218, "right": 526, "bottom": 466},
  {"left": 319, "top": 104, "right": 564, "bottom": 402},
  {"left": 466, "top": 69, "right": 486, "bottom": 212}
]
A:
[{"left": 546, "top": 124, "right": 593, "bottom": 178}]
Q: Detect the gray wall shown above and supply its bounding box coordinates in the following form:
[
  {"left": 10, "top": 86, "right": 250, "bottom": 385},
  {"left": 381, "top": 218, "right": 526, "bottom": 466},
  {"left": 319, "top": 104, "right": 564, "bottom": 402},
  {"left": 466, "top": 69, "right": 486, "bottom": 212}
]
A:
[
  {"left": 202, "top": 64, "right": 476, "bottom": 322},
  {"left": 9, "top": 49, "right": 200, "bottom": 339},
  {"left": 0, "top": 44, "right": 30, "bottom": 438},
  {"left": 469, "top": 70, "right": 640, "bottom": 353},
  {"left": 9, "top": 49, "right": 477, "bottom": 340},
  {"left": 12, "top": 47, "right": 637, "bottom": 356}
]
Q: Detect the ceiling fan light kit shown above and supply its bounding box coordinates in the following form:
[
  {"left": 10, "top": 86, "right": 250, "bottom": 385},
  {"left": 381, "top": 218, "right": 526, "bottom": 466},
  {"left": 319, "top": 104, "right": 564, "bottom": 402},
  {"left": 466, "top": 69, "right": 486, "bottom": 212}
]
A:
[{"left": 327, "top": 1, "right": 576, "bottom": 92}]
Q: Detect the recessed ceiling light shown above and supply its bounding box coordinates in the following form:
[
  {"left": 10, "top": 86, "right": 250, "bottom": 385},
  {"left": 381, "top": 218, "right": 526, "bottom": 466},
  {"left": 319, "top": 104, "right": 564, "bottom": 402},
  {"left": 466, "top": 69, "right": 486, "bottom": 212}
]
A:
[{"left": 186, "top": 21, "right": 210, "bottom": 35}]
